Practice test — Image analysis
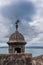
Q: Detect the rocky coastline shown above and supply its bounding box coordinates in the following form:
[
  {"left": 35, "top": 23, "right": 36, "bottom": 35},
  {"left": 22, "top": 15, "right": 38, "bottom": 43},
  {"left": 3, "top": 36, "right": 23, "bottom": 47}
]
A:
[{"left": 32, "top": 55, "right": 43, "bottom": 65}]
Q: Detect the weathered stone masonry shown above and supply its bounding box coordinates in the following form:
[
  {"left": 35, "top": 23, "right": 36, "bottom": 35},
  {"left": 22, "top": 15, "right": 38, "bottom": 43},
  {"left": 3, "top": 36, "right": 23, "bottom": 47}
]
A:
[{"left": 0, "top": 53, "right": 32, "bottom": 65}]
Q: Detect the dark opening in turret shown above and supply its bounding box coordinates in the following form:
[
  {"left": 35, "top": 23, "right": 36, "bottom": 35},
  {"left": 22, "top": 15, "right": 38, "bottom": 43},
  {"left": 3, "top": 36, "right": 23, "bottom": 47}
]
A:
[{"left": 15, "top": 47, "right": 21, "bottom": 53}]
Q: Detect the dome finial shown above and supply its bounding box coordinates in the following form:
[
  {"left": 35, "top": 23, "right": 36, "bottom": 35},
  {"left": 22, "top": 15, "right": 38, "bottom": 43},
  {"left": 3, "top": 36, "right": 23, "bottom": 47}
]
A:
[{"left": 15, "top": 20, "right": 19, "bottom": 31}]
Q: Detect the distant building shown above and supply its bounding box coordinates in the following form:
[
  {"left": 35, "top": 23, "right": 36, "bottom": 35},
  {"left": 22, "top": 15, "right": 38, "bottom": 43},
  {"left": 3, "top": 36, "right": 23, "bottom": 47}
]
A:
[{"left": 7, "top": 20, "right": 26, "bottom": 53}]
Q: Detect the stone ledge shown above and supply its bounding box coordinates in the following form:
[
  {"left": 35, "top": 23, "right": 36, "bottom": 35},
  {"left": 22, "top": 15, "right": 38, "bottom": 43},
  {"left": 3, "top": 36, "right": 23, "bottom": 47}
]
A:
[
  {"left": 32, "top": 55, "right": 43, "bottom": 65},
  {"left": 0, "top": 53, "right": 32, "bottom": 65}
]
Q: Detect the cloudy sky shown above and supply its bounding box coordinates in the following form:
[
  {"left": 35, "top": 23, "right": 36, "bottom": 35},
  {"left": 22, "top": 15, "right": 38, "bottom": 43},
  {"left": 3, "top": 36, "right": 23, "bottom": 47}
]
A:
[{"left": 0, "top": 0, "right": 43, "bottom": 47}]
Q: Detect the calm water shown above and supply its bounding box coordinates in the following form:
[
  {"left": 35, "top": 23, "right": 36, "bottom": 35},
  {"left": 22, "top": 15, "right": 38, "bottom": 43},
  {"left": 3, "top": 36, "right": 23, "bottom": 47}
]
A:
[{"left": 0, "top": 47, "right": 43, "bottom": 57}]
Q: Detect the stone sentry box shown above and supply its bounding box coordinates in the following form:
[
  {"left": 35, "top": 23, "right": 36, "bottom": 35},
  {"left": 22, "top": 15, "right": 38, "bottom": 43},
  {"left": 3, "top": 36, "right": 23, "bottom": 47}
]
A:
[
  {"left": 7, "top": 20, "right": 26, "bottom": 53},
  {"left": 2, "top": 20, "right": 32, "bottom": 65},
  {"left": 0, "top": 53, "right": 32, "bottom": 65}
]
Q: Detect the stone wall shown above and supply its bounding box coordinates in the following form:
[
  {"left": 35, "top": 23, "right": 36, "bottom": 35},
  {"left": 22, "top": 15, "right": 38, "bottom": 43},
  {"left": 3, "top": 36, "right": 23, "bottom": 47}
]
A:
[
  {"left": 0, "top": 53, "right": 32, "bottom": 65},
  {"left": 32, "top": 55, "right": 43, "bottom": 65}
]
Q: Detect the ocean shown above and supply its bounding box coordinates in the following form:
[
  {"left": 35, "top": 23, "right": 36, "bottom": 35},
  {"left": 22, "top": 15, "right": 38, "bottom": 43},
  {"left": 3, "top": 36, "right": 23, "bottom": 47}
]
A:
[{"left": 0, "top": 47, "right": 43, "bottom": 57}]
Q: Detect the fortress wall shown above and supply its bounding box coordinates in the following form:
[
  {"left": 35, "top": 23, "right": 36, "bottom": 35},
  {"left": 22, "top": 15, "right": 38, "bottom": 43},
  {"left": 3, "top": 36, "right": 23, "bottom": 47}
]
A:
[{"left": 0, "top": 53, "right": 32, "bottom": 65}]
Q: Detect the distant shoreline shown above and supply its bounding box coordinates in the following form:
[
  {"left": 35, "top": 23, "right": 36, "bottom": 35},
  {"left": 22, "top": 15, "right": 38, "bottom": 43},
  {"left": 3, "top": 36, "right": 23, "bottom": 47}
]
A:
[
  {"left": 0, "top": 46, "right": 43, "bottom": 49},
  {"left": 26, "top": 47, "right": 43, "bottom": 49}
]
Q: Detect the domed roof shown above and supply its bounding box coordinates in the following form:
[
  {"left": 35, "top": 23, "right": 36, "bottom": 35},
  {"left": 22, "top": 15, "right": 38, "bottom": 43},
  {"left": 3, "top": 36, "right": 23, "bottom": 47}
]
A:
[
  {"left": 7, "top": 20, "right": 26, "bottom": 44},
  {"left": 9, "top": 31, "right": 25, "bottom": 42}
]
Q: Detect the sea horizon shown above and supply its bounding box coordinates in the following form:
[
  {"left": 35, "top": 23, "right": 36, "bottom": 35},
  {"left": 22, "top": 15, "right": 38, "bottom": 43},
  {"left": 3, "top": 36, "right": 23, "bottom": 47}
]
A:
[{"left": 0, "top": 47, "right": 43, "bottom": 57}]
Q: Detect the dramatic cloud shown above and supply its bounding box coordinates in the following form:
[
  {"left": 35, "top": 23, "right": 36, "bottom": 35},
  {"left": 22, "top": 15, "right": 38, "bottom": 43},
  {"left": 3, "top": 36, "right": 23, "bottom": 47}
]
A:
[
  {"left": 1, "top": 1, "right": 36, "bottom": 21},
  {"left": 0, "top": 0, "right": 37, "bottom": 47},
  {"left": 0, "top": 0, "right": 43, "bottom": 47},
  {"left": 28, "top": 0, "right": 43, "bottom": 46}
]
